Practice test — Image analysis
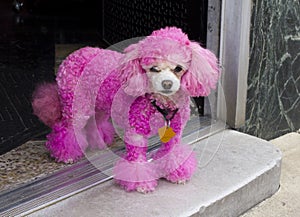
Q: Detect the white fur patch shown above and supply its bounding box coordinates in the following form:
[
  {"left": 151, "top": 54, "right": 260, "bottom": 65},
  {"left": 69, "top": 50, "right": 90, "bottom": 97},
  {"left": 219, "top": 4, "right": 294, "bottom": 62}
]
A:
[{"left": 147, "top": 70, "right": 180, "bottom": 96}]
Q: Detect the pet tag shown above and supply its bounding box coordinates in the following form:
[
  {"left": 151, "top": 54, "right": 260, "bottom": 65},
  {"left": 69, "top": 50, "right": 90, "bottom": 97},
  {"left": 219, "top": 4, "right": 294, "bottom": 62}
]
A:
[{"left": 158, "top": 126, "right": 176, "bottom": 143}]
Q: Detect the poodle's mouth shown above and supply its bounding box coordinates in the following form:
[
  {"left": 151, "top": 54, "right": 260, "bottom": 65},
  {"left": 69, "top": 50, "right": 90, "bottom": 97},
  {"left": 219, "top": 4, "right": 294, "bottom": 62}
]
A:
[{"left": 160, "top": 90, "right": 174, "bottom": 95}]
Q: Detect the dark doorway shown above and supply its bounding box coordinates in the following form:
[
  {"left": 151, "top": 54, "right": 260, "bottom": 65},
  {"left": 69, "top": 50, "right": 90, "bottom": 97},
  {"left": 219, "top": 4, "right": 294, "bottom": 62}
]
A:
[
  {"left": 102, "top": 0, "right": 208, "bottom": 44},
  {"left": 0, "top": 0, "right": 208, "bottom": 154},
  {"left": 0, "top": 0, "right": 101, "bottom": 154}
]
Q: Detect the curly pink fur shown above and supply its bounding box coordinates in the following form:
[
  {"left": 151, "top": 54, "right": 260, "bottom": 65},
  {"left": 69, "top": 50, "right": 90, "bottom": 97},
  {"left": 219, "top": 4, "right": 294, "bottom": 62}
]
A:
[
  {"left": 32, "top": 27, "right": 220, "bottom": 192},
  {"left": 32, "top": 83, "right": 61, "bottom": 127}
]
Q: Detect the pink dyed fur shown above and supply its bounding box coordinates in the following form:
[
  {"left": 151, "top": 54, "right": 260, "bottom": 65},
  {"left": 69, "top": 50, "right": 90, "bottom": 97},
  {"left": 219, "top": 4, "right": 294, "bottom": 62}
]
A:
[
  {"left": 32, "top": 27, "right": 220, "bottom": 192},
  {"left": 32, "top": 83, "right": 61, "bottom": 127}
]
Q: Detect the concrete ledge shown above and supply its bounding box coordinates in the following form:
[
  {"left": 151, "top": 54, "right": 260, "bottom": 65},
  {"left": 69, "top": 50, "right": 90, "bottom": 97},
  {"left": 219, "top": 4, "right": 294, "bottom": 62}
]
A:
[{"left": 29, "top": 130, "right": 282, "bottom": 217}]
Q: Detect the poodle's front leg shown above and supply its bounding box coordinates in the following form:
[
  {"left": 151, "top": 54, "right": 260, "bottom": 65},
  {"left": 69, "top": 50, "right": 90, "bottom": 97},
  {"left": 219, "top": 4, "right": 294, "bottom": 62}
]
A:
[
  {"left": 161, "top": 142, "right": 197, "bottom": 184},
  {"left": 113, "top": 131, "right": 158, "bottom": 193},
  {"left": 153, "top": 114, "right": 197, "bottom": 184}
]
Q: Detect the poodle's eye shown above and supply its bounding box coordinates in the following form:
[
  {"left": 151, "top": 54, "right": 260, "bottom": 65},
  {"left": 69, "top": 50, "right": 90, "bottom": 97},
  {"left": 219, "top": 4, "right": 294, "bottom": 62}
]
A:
[
  {"left": 149, "top": 66, "right": 160, "bottom": 73},
  {"left": 173, "top": 65, "right": 183, "bottom": 73}
]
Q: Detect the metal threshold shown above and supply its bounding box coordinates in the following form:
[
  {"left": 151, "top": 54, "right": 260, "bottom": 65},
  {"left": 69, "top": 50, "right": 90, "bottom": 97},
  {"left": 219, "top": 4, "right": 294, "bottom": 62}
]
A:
[{"left": 0, "top": 117, "right": 226, "bottom": 216}]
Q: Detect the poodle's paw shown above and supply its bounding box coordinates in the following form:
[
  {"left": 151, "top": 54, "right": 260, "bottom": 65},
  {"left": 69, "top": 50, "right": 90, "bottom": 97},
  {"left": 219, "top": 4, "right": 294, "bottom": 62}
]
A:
[
  {"left": 165, "top": 172, "right": 191, "bottom": 184},
  {"left": 46, "top": 121, "right": 87, "bottom": 163},
  {"left": 164, "top": 151, "right": 197, "bottom": 184},
  {"left": 115, "top": 180, "right": 158, "bottom": 193},
  {"left": 136, "top": 186, "right": 154, "bottom": 194},
  {"left": 50, "top": 151, "right": 83, "bottom": 164},
  {"left": 175, "top": 180, "right": 187, "bottom": 185},
  {"left": 63, "top": 158, "right": 76, "bottom": 164}
]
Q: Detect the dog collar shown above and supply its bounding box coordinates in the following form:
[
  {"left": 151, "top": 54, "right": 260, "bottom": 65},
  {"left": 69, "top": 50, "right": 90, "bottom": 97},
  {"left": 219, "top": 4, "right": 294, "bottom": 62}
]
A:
[{"left": 150, "top": 99, "right": 178, "bottom": 127}]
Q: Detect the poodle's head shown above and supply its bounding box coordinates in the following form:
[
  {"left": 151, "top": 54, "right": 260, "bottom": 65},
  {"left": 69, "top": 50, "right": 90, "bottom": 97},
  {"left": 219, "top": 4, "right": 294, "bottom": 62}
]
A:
[{"left": 120, "top": 27, "right": 220, "bottom": 97}]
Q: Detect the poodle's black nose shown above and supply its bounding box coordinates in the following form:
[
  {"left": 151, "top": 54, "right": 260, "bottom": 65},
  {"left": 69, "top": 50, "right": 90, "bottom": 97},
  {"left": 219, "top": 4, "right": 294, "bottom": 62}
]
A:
[{"left": 162, "top": 80, "right": 173, "bottom": 90}]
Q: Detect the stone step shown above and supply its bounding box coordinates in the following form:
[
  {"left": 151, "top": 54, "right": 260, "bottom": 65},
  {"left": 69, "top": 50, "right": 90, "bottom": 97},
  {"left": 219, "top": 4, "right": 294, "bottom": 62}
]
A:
[{"left": 28, "top": 130, "right": 282, "bottom": 217}]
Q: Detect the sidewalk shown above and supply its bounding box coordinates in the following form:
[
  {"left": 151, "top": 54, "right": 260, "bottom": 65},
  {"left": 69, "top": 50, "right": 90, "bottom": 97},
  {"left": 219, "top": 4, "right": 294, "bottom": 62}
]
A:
[{"left": 241, "top": 132, "right": 300, "bottom": 217}]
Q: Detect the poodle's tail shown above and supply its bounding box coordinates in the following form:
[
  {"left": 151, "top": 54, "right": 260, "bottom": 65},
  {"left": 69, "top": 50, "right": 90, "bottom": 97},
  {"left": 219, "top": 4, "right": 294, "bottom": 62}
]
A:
[{"left": 32, "top": 82, "right": 62, "bottom": 127}]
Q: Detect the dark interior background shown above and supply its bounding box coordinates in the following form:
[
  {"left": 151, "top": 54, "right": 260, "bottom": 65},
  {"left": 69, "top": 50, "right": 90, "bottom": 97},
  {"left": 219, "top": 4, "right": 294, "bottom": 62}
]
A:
[{"left": 0, "top": 0, "right": 208, "bottom": 154}]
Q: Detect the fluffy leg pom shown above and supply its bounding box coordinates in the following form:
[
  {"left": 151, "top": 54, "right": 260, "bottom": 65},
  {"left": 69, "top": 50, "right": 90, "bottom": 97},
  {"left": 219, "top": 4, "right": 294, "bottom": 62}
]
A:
[
  {"left": 154, "top": 144, "right": 197, "bottom": 183},
  {"left": 31, "top": 83, "right": 61, "bottom": 127},
  {"left": 46, "top": 121, "right": 88, "bottom": 163},
  {"left": 113, "top": 158, "right": 158, "bottom": 193},
  {"left": 164, "top": 151, "right": 197, "bottom": 184}
]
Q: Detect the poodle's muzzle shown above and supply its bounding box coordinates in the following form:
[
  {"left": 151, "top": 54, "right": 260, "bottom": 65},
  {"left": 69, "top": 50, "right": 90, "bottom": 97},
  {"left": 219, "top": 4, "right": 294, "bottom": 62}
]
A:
[{"left": 147, "top": 69, "right": 181, "bottom": 96}]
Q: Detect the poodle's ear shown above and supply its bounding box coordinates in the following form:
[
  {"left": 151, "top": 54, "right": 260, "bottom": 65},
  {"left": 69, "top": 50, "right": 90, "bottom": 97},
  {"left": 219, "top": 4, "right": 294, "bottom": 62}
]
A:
[
  {"left": 181, "top": 42, "right": 220, "bottom": 97},
  {"left": 120, "top": 43, "right": 148, "bottom": 96}
]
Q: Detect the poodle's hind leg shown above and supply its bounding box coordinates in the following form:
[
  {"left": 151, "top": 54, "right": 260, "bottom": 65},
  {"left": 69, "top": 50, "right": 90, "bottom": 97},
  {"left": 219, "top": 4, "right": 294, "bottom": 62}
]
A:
[
  {"left": 85, "top": 111, "right": 115, "bottom": 149},
  {"left": 46, "top": 119, "right": 88, "bottom": 163}
]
